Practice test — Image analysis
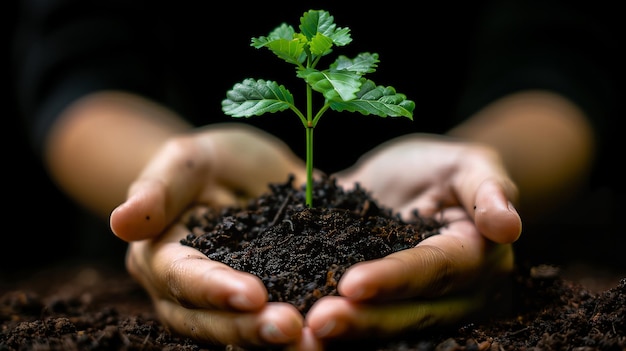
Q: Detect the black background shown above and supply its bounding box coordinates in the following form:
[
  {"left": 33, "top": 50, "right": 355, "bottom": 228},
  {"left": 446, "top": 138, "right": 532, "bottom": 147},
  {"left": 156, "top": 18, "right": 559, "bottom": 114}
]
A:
[{"left": 2, "top": 1, "right": 624, "bottom": 277}]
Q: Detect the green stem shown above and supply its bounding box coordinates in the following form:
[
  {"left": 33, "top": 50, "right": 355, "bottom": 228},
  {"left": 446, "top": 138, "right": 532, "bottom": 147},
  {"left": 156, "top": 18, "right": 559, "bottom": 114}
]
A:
[
  {"left": 305, "top": 81, "right": 314, "bottom": 207},
  {"left": 306, "top": 125, "right": 313, "bottom": 207}
]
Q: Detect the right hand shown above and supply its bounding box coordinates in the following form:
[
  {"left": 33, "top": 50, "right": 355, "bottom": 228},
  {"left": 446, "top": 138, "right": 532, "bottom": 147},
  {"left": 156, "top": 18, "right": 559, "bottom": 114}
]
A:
[
  {"left": 301, "top": 134, "right": 520, "bottom": 347},
  {"left": 110, "top": 123, "right": 311, "bottom": 347}
]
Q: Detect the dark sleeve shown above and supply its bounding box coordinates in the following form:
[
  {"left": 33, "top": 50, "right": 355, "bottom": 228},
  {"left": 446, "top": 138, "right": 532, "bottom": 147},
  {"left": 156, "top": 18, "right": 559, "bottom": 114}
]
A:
[
  {"left": 457, "top": 0, "right": 622, "bottom": 163},
  {"left": 12, "top": 0, "right": 175, "bottom": 157}
]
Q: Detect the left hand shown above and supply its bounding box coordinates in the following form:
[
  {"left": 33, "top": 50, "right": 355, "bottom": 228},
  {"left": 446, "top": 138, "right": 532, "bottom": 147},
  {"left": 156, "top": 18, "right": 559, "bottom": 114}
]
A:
[
  {"left": 110, "top": 124, "right": 312, "bottom": 348},
  {"left": 298, "top": 134, "right": 521, "bottom": 348}
]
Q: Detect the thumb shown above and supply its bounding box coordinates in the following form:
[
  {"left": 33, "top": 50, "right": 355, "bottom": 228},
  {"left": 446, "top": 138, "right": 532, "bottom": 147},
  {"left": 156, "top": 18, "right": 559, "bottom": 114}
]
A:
[
  {"left": 110, "top": 178, "right": 169, "bottom": 241},
  {"left": 473, "top": 179, "right": 522, "bottom": 244},
  {"left": 110, "top": 137, "right": 209, "bottom": 241}
]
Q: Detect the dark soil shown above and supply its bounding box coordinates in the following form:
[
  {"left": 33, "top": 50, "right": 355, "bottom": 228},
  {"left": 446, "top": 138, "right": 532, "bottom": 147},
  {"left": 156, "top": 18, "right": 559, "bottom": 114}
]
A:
[
  {"left": 180, "top": 175, "right": 442, "bottom": 315},
  {"left": 1, "top": 176, "right": 625, "bottom": 351}
]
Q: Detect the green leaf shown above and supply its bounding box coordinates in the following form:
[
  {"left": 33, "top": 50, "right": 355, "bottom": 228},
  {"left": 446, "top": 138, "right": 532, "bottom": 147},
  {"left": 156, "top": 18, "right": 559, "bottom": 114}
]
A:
[
  {"left": 300, "top": 10, "right": 352, "bottom": 56},
  {"left": 300, "top": 10, "right": 335, "bottom": 40},
  {"left": 264, "top": 38, "right": 307, "bottom": 65},
  {"left": 330, "top": 53, "right": 379, "bottom": 74},
  {"left": 251, "top": 24, "right": 307, "bottom": 65},
  {"left": 251, "top": 23, "right": 295, "bottom": 47},
  {"left": 300, "top": 10, "right": 352, "bottom": 51},
  {"left": 329, "top": 79, "right": 415, "bottom": 119},
  {"left": 222, "top": 78, "right": 294, "bottom": 117},
  {"left": 298, "top": 68, "right": 363, "bottom": 101},
  {"left": 328, "top": 27, "right": 352, "bottom": 46},
  {"left": 308, "top": 32, "right": 334, "bottom": 57}
]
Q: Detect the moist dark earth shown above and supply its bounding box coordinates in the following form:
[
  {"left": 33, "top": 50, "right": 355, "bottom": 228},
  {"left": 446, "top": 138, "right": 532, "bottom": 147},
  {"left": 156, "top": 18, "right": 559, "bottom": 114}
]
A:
[
  {"left": 1, "top": 177, "right": 625, "bottom": 351},
  {"left": 180, "top": 175, "right": 443, "bottom": 316}
]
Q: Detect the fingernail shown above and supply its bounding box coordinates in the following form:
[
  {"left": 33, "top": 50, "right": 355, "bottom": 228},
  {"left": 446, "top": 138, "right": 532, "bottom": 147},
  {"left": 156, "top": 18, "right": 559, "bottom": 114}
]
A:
[
  {"left": 228, "top": 293, "right": 255, "bottom": 310},
  {"left": 314, "top": 320, "right": 343, "bottom": 338},
  {"left": 260, "top": 322, "right": 290, "bottom": 343}
]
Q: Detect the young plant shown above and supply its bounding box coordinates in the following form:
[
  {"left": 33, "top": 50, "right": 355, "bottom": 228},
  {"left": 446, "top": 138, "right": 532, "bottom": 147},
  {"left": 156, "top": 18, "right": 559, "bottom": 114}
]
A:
[{"left": 222, "top": 9, "right": 415, "bottom": 207}]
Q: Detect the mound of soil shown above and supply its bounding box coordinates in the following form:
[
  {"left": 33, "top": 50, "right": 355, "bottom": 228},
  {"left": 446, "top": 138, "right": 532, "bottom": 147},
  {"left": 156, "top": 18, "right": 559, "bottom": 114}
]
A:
[
  {"left": 1, "top": 176, "right": 625, "bottom": 350},
  {"left": 180, "top": 175, "right": 442, "bottom": 315}
]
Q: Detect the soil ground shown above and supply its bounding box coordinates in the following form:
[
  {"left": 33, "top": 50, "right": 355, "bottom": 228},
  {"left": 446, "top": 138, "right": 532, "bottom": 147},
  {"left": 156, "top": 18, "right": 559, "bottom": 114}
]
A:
[{"left": 2, "top": 177, "right": 625, "bottom": 351}]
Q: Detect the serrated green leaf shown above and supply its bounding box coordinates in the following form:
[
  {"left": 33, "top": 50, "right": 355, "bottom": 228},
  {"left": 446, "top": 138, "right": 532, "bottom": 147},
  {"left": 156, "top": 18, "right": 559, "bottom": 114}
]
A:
[
  {"left": 308, "top": 32, "right": 334, "bottom": 57},
  {"left": 251, "top": 24, "right": 307, "bottom": 65},
  {"left": 222, "top": 78, "right": 294, "bottom": 117},
  {"left": 331, "top": 53, "right": 379, "bottom": 74},
  {"left": 329, "top": 79, "right": 415, "bottom": 119},
  {"left": 264, "top": 38, "right": 307, "bottom": 65},
  {"left": 297, "top": 68, "right": 362, "bottom": 101},
  {"left": 300, "top": 10, "right": 352, "bottom": 47},
  {"left": 251, "top": 23, "right": 295, "bottom": 48},
  {"left": 329, "top": 27, "right": 352, "bottom": 46},
  {"left": 300, "top": 10, "right": 335, "bottom": 40}
]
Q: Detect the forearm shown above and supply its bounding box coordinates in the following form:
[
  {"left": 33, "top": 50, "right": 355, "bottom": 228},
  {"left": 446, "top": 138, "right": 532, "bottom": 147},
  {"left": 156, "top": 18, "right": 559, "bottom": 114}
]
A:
[
  {"left": 447, "top": 90, "right": 596, "bottom": 218},
  {"left": 44, "top": 91, "right": 193, "bottom": 219}
]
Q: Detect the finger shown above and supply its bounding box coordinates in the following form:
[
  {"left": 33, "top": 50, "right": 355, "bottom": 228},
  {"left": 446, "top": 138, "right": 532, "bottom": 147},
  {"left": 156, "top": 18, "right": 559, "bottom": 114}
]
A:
[
  {"left": 128, "top": 240, "right": 268, "bottom": 312},
  {"left": 452, "top": 147, "right": 522, "bottom": 244},
  {"left": 337, "top": 209, "right": 514, "bottom": 300},
  {"left": 306, "top": 294, "right": 483, "bottom": 339},
  {"left": 383, "top": 177, "right": 522, "bottom": 244},
  {"left": 155, "top": 300, "right": 304, "bottom": 347},
  {"left": 125, "top": 222, "right": 306, "bottom": 347},
  {"left": 110, "top": 136, "right": 210, "bottom": 241},
  {"left": 111, "top": 126, "right": 309, "bottom": 242},
  {"left": 285, "top": 327, "right": 325, "bottom": 351},
  {"left": 473, "top": 179, "right": 522, "bottom": 243},
  {"left": 110, "top": 178, "right": 168, "bottom": 241}
]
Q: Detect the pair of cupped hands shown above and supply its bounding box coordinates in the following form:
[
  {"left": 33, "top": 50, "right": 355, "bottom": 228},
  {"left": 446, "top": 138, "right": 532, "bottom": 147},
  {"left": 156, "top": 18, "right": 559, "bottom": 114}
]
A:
[{"left": 110, "top": 123, "right": 521, "bottom": 351}]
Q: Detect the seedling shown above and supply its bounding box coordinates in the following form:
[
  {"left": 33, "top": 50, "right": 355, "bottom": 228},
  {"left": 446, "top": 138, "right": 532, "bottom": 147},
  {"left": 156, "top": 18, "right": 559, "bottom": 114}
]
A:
[{"left": 222, "top": 9, "right": 415, "bottom": 207}]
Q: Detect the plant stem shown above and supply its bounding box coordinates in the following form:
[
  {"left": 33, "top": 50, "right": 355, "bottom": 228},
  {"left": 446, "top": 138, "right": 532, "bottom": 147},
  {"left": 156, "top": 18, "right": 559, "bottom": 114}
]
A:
[
  {"left": 306, "top": 125, "right": 313, "bottom": 207},
  {"left": 305, "top": 82, "right": 314, "bottom": 207}
]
